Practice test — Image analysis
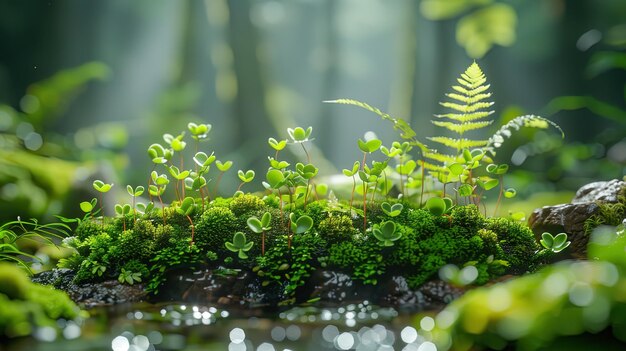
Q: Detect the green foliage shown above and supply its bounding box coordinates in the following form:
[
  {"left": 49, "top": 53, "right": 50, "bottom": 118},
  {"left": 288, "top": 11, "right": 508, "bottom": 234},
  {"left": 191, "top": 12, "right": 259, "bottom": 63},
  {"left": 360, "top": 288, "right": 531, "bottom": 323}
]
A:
[
  {"left": 0, "top": 217, "right": 69, "bottom": 273},
  {"left": 0, "top": 263, "right": 80, "bottom": 338},
  {"left": 118, "top": 268, "right": 142, "bottom": 285},
  {"left": 583, "top": 192, "right": 626, "bottom": 234},
  {"left": 429, "top": 226, "right": 626, "bottom": 351},
  {"left": 425, "top": 197, "right": 453, "bottom": 216},
  {"left": 146, "top": 240, "right": 207, "bottom": 294},
  {"left": 539, "top": 232, "right": 571, "bottom": 253}
]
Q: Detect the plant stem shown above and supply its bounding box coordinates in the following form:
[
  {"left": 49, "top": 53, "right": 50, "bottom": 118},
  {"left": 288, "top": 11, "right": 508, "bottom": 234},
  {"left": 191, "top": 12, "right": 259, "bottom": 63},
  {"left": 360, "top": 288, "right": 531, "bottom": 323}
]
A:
[
  {"left": 420, "top": 160, "right": 425, "bottom": 208},
  {"left": 494, "top": 175, "right": 504, "bottom": 217},
  {"left": 100, "top": 193, "right": 104, "bottom": 229},
  {"left": 363, "top": 181, "right": 368, "bottom": 233},
  {"left": 158, "top": 194, "right": 166, "bottom": 225},
  {"left": 261, "top": 231, "right": 265, "bottom": 256},
  {"left": 214, "top": 172, "right": 224, "bottom": 197},
  {"left": 304, "top": 180, "right": 310, "bottom": 209},
  {"left": 301, "top": 143, "right": 311, "bottom": 164},
  {"left": 350, "top": 176, "right": 356, "bottom": 211},
  {"left": 186, "top": 214, "right": 195, "bottom": 246}
]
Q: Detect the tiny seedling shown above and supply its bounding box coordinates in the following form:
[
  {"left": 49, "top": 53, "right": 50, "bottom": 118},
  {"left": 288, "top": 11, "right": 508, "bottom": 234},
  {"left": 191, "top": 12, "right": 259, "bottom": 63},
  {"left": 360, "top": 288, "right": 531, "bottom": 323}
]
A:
[
  {"left": 126, "top": 185, "right": 145, "bottom": 224},
  {"left": 372, "top": 221, "right": 401, "bottom": 247},
  {"left": 380, "top": 202, "right": 403, "bottom": 217},
  {"left": 93, "top": 180, "right": 113, "bottom": 227},
  {"left": 79, "top": 197, "right": 98, "bottom": 219},
  {"left": 114, "top": 203, "right": 132, "bottom": 231},
  {"left": 540, "top": 232, "right": 571, "bottom": 253},
  {"left": 214, "top": 160, "right": 233, "bottom": 196},
  {"left": 342, "top": 161, "right": 360, "bottom": 211},
  {"left": 237, "top": 169, "right": 255, "bottom": 192},
  {"left": 225, "top": 232, "right": 254, "bottom": 259},
  {"left": 176, "top": 197, "right": 196, "bottom": 245},
  {"left": 247, "top": 211, "right": 272, "bottom": 256},
  {"left": 268, "top": 137, "right": 288, "bottom": 159},
  {"left": 295, "top": 163, "right": 318, "bottom": 208},
  {"left": 288, "top": 213, "right": 313, "bottom": 249},
  {"left": 287, "top": 126, "right": 313, "bottom": 163}
]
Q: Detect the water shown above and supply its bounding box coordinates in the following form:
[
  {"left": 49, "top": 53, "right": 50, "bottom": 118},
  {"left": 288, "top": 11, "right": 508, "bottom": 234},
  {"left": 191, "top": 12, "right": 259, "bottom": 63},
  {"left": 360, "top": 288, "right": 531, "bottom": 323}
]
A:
[{"left": 4, "top": 302, "right": 438, "bottom": 351}]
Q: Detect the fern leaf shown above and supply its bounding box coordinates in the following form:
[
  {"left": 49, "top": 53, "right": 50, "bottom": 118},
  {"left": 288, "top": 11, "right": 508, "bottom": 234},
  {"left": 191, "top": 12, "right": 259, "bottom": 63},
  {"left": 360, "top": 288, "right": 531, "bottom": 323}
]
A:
[
  {"left": 484, "top": 114, "right": 564, "bottom": 155},
  {"left": 439, "top": 101, "right": 494, "bottom": 114},
  {"left": 428, "top": 137, "right": 489, "bottom": 150},
  {"left": 432, "top": 120, "right": 493, "bottom": 134},
  {"left": 325, "top": 98, "right": 428, "bottom": 151},
  {"left": 434, "top": 111, "right": 494, "bottom": 123},
  {"left": 423, "top": 151, "right": 457, "bottom": 164}
]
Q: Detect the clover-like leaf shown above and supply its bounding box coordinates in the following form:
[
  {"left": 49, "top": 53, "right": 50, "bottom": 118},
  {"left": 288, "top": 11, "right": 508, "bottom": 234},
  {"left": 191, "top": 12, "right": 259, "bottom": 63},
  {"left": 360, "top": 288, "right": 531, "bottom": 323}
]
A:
[
  {"left": 93, "top": 180, "right": 113, "bottom": 193},
  {"left": 268, "top": 137, "right": 288, "bottom": 151},
  {"left": 290, "top": 213, "right": 313, "bottom": 234},
  {"left": 238, "top": 170, "right": 255, "bottom": 183},
  {"left": 193, "top": 151, "right": 216, "bottom": 168},
  {"left": 372, "top": 221, "right": 401, "bottom": 247},
  {"left": 477, "top": 178, "right": 499, "bottom": 191},
  {"left": 79, "top": 201, "right": 93, "bottom": 213},
  {"left": 287, "top": 126, "right": 313, "bottom": 142},
  {"left": 458, "top": 184, "right": 474, "bottom": 197},
  {"left": 225, "top": 232, "right": 254, "bottom": 259},
  {"left": 266, "top": 169, "right": 285, "bottom": 188},
  {"left": 540, "top": 232, "right": 554, "bottom": 249},
  {"left": 268, "top": 157, "right": 290, "bottom": 170},
  {"left": 381, "top": 202, "right": 403, "bottom": 217},
  {"left": 216, "top": 160, "right": 233, "bottom": 172},
  {"left": 176, "top": 197, "right": 195, "bottom": 216},
  {"left": 504, "top": 188, "right": 517, "bottom": 198},
  {"left": 357, "top": 138, "right": 382, "bottom": 153},
  {"left": 448, "top": 163, "right": 465, "bottom": 176},
  {"left": 426, "top": 197, "right": 446, "bottom": 216}
]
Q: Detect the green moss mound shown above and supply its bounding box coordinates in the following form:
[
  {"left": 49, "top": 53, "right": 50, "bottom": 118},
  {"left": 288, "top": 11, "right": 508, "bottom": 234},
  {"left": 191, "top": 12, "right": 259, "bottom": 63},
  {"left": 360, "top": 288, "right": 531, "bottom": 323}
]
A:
[
  {"left": 63, "top": 194, "right": 546, "bottom": 300},
  {"left": 0, "top": 263, "right": 80, "bottom": 338}
]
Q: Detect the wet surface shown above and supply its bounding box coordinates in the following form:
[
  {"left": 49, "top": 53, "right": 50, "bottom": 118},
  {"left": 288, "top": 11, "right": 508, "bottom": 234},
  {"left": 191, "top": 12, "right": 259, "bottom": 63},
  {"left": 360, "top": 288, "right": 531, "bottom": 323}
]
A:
[{"left": 3, "top": 301, "right": 440, "bottom": 351}]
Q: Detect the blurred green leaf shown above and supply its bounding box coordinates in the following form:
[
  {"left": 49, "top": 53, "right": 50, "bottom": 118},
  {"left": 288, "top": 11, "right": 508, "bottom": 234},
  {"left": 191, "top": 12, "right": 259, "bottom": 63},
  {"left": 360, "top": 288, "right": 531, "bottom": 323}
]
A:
[
  {"left": 420, "top": 0, "right": 492, "bottom": 20},
  {"left": 456, "top": 3, "right": 517, "bottom": 58}
]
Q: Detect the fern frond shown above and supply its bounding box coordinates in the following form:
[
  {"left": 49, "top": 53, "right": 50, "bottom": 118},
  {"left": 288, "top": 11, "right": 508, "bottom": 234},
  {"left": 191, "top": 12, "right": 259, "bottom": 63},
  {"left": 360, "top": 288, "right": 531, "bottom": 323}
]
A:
[
  {"left": 428, "top": 137, "right": 489, "bottom": 150},
  {"left": 423, "top": 151, "right": 457, "bottom": 165},
  {"left": 434, "top": 111, "right": 494, "bottom": 123},
  {"left": 439, "top": 101, "right": 494, "bottom": 114},
  {"left": 484, "top": 114, "right": 565, "bottom": 155},
  {"left": 325, "top": 98, "right": 428, "bottom": 151},
  {"left": 432, "top": 120, "right": 493, "bottom": 134},
  {"left": 445, "top": 92, "right": 492, "bottom": 105}
]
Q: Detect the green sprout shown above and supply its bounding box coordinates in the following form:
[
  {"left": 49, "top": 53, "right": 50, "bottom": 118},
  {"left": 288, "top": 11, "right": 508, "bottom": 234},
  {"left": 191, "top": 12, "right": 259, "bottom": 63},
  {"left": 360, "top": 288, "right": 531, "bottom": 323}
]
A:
[
  {"left": 288, "top": 213, "right": 313, "bottom": 250},
  {"left": 176, "top": 197, "right": 196, "bottom": 246},
  {"left": 540, "top": 232, "right": 571, "bottom": 253},
  {"left": 486, "top": 163, "right": 514, "bottom": 217},
  {"left": 357, "top": 137, "right": 382, "bottom": 232},
  {"left": 168, "top": 165, "right": 190, "bottom": 200},
  {"left": 295, "top": 163, "right": 318, "bottom": 209},
  {"left": 237, "top": 169, "right": 255, "bottom": 193},
  {"left": 114, "top": 203, "right": 132, "bottom": 231},
  {"left": 93, "top": 179, "right": 113, "bottom": 227},
  {"left": 79, "top": 197, "right": 98, "bottom": 220},
  {"left": 342, "top": 161, "right": 360, "bottom": 211},
  {"left": 187, "top": 122, "right": 211, "bottom": 143},
  {"left": 118, "top": 268, "right": 142, "bottom": 285},
  {"left": 287, "top": 126, "right": 313, "bottom": 163},
  {"left": 247, "top": 211, "right": 272, "bottom": 256},
  {"left": 149, "top": 171, "right": 169, "bottom": 224},
  {"left": 126, "top": 185, "right": 145, "bottom": 224},
  {"left": 268, "top": 137, "right": 288, "bottom": 159},
  {"left": 225, "top": 232, "right": 254, "bottom": 259},
  {"left": 372, "top": 221, "right": 401, "bottom": 247},
  {"left": 214, "top": 160, "right": 233, "bottom": 196},
  {"left": 438, "top": 264, "right": 478, "bottom": 287},
  {"left": 380, "top": 202, "right": 403, "bottom": 217}
]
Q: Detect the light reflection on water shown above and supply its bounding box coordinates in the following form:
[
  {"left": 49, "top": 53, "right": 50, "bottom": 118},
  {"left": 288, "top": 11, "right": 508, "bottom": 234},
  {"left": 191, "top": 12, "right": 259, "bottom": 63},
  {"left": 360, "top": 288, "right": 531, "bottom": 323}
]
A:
[{"left": 6, "top": 302, "right": 440, "bottom": 351}]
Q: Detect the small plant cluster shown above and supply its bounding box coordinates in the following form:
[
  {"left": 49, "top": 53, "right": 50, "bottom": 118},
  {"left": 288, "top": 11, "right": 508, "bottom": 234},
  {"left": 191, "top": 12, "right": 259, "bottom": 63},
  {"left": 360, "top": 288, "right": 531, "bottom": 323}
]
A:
[{"left": 58, "top": 62, "right": 565, "bottom": 301}]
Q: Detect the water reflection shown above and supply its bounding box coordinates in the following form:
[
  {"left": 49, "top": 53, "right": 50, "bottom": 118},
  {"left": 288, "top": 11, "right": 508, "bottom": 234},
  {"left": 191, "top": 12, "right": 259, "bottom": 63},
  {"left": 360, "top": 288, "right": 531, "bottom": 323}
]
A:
[{"left": 9, "top": 302, "right": 441, "bottom": 351}]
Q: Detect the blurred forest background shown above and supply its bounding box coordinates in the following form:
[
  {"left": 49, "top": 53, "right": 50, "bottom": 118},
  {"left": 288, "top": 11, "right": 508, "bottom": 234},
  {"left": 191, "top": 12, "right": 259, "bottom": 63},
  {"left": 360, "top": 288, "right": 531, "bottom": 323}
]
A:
[{"left": 1, "top": 0, "right": 625, "bottom": 222}]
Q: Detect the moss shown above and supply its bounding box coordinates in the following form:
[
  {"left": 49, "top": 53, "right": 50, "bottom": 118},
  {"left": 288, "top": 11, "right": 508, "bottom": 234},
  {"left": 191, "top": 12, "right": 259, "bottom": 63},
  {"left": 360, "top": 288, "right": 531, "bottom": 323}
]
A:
[
  {"left": 450, "top": 205, "right": 485, "bottom": 233},
  {"left": 487, "top": 217, "right": 539, "bottom": 272},
  {"left": 0, "top": 263, "right": 30, "bottom": 299},
  {"left": 74, "top": 219, "right": 110, "bottom": 241},
  {"left": 109, "top": 228, "right": 154, "bottom": 264},
  {"left": 195, "top": 206, "right": 237, "bottom": 255},
  {"left": 387, "top": 224, "right": 421, "bottom": 266},
  {"left": 304, "top": 200, "right": 328, "bottom": 230},
  {"left": 403, "top": 208, "right": 438, "bottom": 236},
  {"left": 229, "top": 193, "right": 266, "bottom": 217},
  {"left": 0, "top": 263, "right": 80, "bottom": 338},
  {"left": 153, "top": 223, "right": 177, "bottom": 251},
  {"left": 327, "top": 238, "right": 383, "bottom": 285},
  {"left": 317, "top": 214, "right": 358, "bottom": 244}
]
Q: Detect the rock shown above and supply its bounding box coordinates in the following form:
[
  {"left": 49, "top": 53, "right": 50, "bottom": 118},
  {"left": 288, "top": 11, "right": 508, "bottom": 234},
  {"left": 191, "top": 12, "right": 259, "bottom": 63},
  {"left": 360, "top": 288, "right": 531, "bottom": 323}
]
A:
[
  {"left": 299, "top": 270, "right": 375, "bottom": 304},
  {"left": 376, "top": 275, "right": 425, "bottom": 312},
  {"left": 528, "top": 179, "right": 625, "bottom": 257},
  {"left": 32, "top": 269, "right": 147, "bottom": 306}
]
